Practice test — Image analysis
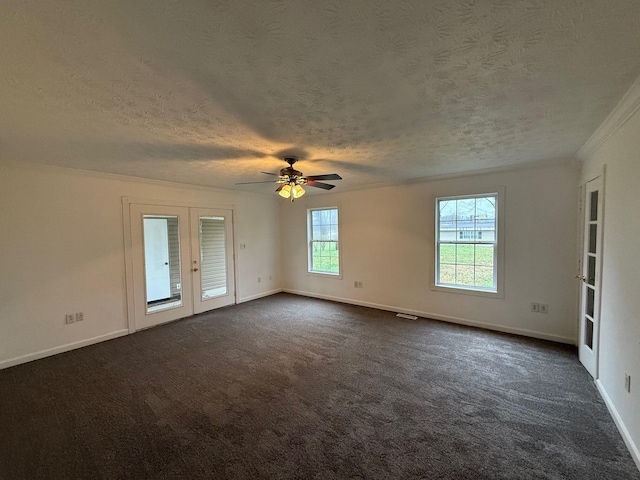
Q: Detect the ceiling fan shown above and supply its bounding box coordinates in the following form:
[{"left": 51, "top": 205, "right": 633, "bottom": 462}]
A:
[{"left": 236, "top": 156, "right": 342, "bottom": 201}]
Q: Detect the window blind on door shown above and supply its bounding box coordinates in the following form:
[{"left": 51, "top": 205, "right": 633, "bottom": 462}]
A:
[
  {"left": 200, "top": 217, "right": 227, "bottom": 299},
  {"left": 167, "top": 217, "right": 181, "bottom": 298}
]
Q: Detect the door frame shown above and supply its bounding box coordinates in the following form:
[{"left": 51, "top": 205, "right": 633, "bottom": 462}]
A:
[
  {"left": 122, "top": 197, "right": 237, "bottom": 333},
  {"left": 577, "top": 168, "right": 606, "bottom": 378}
]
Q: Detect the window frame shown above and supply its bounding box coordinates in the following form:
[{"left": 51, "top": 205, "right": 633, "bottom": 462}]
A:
[
  {"left": 432, "top": 188, "right": 505, "bottom": 298},
  {"left": 307, "top": 206, "right": 342, "bottom": 278}
]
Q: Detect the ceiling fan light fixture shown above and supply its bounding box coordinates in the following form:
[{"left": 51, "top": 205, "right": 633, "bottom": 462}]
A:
[
  {"left": 291, "top": 184, "right": 305, "bottom": 199},
  {"left": 278, "top": 184, "right": 292, "bottom": 198}
]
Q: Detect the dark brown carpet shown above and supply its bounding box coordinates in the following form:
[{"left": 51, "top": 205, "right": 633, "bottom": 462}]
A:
[{"left": 1, "top": 293, "right": 638, "bottom": 479}]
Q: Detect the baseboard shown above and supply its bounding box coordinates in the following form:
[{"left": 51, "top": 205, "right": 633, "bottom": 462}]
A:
[
  {"left": 238, "top": 288, "right": 283, "bottom": 304},
  {"left": 283, "top": 289, "right": 575, "bottom": 345},
  {"left": 0, "top": 329, "right": 130, "bottom": 370},
  {"left": 596, "top": 379, "right": 640, "bottom": 471}
]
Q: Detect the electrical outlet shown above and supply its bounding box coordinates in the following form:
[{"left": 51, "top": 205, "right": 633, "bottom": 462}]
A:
[
  {"left": 76, "top": 312, "right": 84, "bottom": 322},
  {"left": 540, "top": 304, "right": 548, "bottom": 314},
  {"left": 531, "top": 303, "right": 540, "bottom": 313},
  {"left": 353, "top": 281, "right": 363, "bottom": 288},
  {"left": 625, "top": 374, "right": 631, "bottom": 393},
  {"left": 65, "top": 314, "right": 75, "bottom": 324}
]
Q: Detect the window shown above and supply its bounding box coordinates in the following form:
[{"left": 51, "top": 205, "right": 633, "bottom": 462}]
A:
[
  {"left": 308, "top": 207, "right": 340, "bottom": 275},
  {"left": 436, "top": 192, "right": 501, "bottom": 294}
]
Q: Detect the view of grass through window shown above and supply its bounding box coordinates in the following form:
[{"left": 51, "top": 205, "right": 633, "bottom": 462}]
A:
[
  {"left": 437, "top": 195, "right": 496, "bottom": 290},
  {"left": 438, "top": 244, "right": 494, "bottom": 287},
  {"left": 309, "top": 208, "right": 339, "bottom": 274}
]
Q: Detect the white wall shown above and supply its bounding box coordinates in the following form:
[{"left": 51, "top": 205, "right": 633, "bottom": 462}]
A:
[
  {"left": 0, "top": 163, "right": 281, "bottom": 368},
  {"left": 281, "top": 161, "right": 580, "bottom": 343},
  {"left": 578, "top": 78, "right": 640, "bottom": 467}
]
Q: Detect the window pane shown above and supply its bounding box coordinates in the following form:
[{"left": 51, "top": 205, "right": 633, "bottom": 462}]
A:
[
  {"left": 329, "top": 257, "right": 339, "bottom": 273},
  {"left": 475, "top": 245, "right": 494, "bottom": 266},
  {"left": 585, "top": 318, "right": 594, "bottom": 349},
  {"left": 456, "top": 199, "right": 475, "bottom": 222},
  {"left": 590, "top": 191, "right": 598, "bottom": 222},
  {"left": 587, "top": 286, "right": 595, "bottom": 318},
  {"left": 475, "top": 266, "right": 494, "bottom": 288},
  {"left": 456, "top": 264, "right": 475, "bottom": 285},
  {"left": 199, "top": 217, "right": 227, "bottom": 300},
  {"left": 456, "top": 244, "right": 474, "bottom": 265},
  {"left": 439, "top": 264, "right": 455, "bottom": 284},
  {"left": 439, "top": 200, "right": 456, "bottom": 219},
  {"left": 329, "top": 224, "right": 338, "bottom": 241},
  {"left": 587, "top": 256, "right": 596, "bottom": 286},
  {"left": 476, "top": 197, "right": 496, "bottom": 220},
  {"left": 143, "top": 216, "right": 182, "bottom": 313},
  {"left": 589, "top": 224, "right": 597, "bottom": 254},
  {"left": 439, "top": 244, "right": 455, "bottom": 264}
]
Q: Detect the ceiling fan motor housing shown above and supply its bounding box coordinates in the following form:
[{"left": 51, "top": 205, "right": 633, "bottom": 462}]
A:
[{"left": 279, "top": 157, "right": 304, "bottom": 183}]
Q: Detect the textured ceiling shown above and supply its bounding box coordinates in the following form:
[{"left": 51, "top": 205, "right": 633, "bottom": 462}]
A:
[{"left": 2, "top": 0, "right": 640, "bottom": 193}]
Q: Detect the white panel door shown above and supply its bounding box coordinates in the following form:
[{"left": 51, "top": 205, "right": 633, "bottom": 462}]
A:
[
  {"left": 578, "top": 176, "right": 604, "bottom": 378},
  {"left": 190, "top": 208, "right": 236, "bottom": 314}
]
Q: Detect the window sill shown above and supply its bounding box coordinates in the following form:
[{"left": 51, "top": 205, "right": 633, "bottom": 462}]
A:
[
  {"left": 307, "top": 271, "right": 343, "bottom": 280},
  {"left": 431, "top": 284, "right": 503, "bottom": 299}
]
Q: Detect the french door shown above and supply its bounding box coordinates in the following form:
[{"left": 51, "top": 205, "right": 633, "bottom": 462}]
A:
[
  {"left": 190, "top": 208, "right": 235, "bottom": 314},
  {"left": 129, "top": 204, "right": 235, "bottom": 330},
  {"left": 578, "top": 176, "right": 604, "bottom": 378}
]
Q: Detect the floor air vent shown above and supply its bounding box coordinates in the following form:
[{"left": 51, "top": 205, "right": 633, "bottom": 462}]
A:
[{"left": 396, "top": 313, "right": 418, "bottom": 320}]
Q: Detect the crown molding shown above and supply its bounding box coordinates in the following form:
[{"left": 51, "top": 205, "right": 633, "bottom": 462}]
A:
[
  {"left": 0, "top": 160, "right": 275, "bottom": 200},
  {"left": 577, "top": 74, "right": 640, "bottom": 161}
]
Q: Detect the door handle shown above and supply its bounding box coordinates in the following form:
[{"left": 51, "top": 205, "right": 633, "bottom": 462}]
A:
[
  {"left": 193, "top": 268, "right": 199, "bottom": 272},
  {"left": 574, "top": 274, "right": 586, "bottom": 282}
]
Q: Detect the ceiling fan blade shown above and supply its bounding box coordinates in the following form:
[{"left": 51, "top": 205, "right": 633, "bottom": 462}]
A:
[
  {"left": 306, "top": 180, "right": 335, "bottom": 190},
  {"left": 305, "top": 173, "right": 342, "bottom": 181},
  {"left": 260, "top": 171, "right": 279, "bottom": 176},
  {"left": 235, "top": 180, "right": 278, "bottom": 185},
  {"left": 276, "top": 184, "right": 285, "bottom": 192}
]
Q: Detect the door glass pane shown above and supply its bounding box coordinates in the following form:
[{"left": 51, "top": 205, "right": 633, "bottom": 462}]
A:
[
  {"left": 585, "top": 318, "right": 594, "bottom": 349},
  {"left": 587, "top": 256, "right": 596, "bottom": 286},
  {"left": 143, "top": 216, "right": 182, "bottom": 313},
  {"left": 586, "top": 286, "right": 595, "bottom": 318},
  {"left": 200, "top": 216, "right": 227, "bottom": 300},
  {"left": 590, "top": 191, "right": 598, "bottom": 221},
  {"left": 589, "top": 224, "right": 597, "bottom": 254}
]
